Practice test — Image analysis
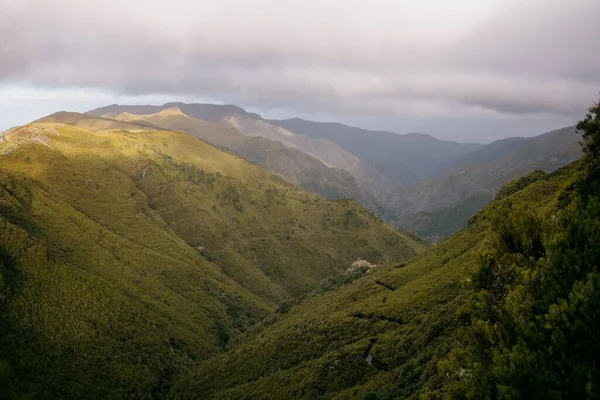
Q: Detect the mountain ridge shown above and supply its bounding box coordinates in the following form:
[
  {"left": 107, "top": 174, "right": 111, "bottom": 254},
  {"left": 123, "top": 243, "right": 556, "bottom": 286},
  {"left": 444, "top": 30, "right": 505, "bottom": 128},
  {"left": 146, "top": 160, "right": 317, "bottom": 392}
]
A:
[
  {"left": 0, "top": 113, "right": 423, "bottom": 398},
  {"left": 89, "top": 103, "right": 393, "bottom": 210},
  {"left": 88, "top": 103, "right": 581, "bottom": 240},
  {"left": 104, "top": 107, "right": 383, "bottom": 212}
]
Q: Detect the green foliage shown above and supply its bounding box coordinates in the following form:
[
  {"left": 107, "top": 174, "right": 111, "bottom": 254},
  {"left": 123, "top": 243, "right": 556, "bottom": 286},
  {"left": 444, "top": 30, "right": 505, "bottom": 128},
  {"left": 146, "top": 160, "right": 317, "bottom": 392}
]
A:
[
  {"left": 110, "top": 109, "right": 384, "bottom": 214},
  {"left": 168, "top": 154, "right": 586, "bottom": 400},
  {"left": 577, "top": 95, "right": 600, "bottom": 170},
  {"left": 0, "top": 121, "right": 422, "bottom": 399},
  {"left": 401, "top": 192, "right": 493, "bottom": 240},
  {"left": 496, "top": 170, "right": 548, "bottom": 199},
  {"left": 170, "top": 220, "right": 487, "bottom": 399},
  {"left": 2, "top": 111, "right": 596, "bottom": 399},
  {"left": 440, "top": 159, "right": 600, "bottom": 398}
]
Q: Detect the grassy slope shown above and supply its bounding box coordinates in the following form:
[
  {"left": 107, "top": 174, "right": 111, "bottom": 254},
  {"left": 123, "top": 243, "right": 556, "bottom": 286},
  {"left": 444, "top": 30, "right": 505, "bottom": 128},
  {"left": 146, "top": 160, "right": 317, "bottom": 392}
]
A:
[
  {"left": 90, "top": 103, "right": 393, "bottom": 206},
  {"left": 110, "top": 108, "right": 381, "bottom": 212},
  {"left": 171, "top": 160, "right": 583, "bottom": 399},
  {"left": 0, "top": 119, "right": 422, "bottom": 398}
]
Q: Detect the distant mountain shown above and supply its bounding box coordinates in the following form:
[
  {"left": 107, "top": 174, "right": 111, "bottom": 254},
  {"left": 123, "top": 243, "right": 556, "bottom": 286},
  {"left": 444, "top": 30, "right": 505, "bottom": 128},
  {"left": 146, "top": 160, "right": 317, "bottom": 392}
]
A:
[
  {"left": 399, "top": 192, "right": 493, "bottom": 242},
  {"left": 108, "top": 107, "right": 381, "bottom": 211},
  {"left": 89, "top": 103, "right": 392, "bottom": 203},
  {"left": 270, "top": 118, "right": 482, "bottom": 185},
  {"left": 440, "top": 125, "right": 581, "bottom": 171},
  {"left": 0, "top": 113, "right": 422, "bottom": 398},
  {"left": 388, "top": 126, "right": 582, "bottom": 238}
]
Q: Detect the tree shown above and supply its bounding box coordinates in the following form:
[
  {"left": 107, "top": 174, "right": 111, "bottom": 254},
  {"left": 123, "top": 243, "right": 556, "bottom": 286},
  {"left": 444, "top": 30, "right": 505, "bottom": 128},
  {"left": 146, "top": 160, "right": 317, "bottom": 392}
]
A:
[{"left": 577, "top": 94, "right": 600, "bottom": 170}]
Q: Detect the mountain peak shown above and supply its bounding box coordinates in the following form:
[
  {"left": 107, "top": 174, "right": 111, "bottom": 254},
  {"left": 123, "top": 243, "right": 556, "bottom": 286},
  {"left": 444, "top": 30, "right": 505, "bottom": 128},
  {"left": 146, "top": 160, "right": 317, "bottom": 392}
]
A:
[
  {"left": 34, "top": 111, "right": 96, "bottom": 124},
  {"left": 151, "top": 107, "right": 188, "bottom": 118}
]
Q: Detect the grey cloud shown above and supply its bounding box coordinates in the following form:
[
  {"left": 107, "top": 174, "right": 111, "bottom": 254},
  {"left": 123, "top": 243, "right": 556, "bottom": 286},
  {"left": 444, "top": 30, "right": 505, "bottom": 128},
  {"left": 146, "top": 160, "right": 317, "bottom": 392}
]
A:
[{"left": 0, "top": 0, "right": 599, "bottom": 121}]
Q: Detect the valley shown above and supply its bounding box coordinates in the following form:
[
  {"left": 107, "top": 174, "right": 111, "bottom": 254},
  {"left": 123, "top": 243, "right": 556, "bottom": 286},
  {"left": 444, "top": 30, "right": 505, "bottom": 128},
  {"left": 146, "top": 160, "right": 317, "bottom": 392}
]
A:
[
  {"left": 0, "top": 99, "right": 598, "bottom": 399},
  {"left": 2, "top": 1, "right": 598, "bottom": 398},
  {"left": 0, "top": 114, "right": 421, "bottom": 398},
  {"left": 90, "top": 103, "right": 581, "bottom": 241}
]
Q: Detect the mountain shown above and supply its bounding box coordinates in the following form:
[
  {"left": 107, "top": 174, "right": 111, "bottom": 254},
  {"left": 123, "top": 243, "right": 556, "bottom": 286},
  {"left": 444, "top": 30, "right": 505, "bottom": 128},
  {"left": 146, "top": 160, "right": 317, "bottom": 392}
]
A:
[
  {"left": 1, "top": 126, "right": 20, "bottom": 136},
  {"left": 35, "top": 111, "right": 160, "bottom": 131},
  {"left": 269, "top": 119, "right": 581, "bottom": 239},
  {"left": 89, "top": 103, "right": 392, "bottom": 203},
  {"left": 270, "top": 118, "right": 482, "bottom": 185},
  {"left": 88, "top": 105, "right": 582, "bottom": 241},
  {"left": 388, "top": 126, "right": 582, "bottom": 239},
  {"left": 0, "top": 113, "right": 423, "bottom": 398},
  {"left": 170, "top": 156, "right": 594, "bottom": 399},
  {"left": 399, "top": 192, "right": 493, "bottom": 242},
  {"left": 2, "top": 109, "right": 597, "bottom": 399},
  {"left": 106, "top": 107, "right": 381, "bottom": 212},
  {"left": 439, "top": 125, "right": 580, "bottom": 171}
]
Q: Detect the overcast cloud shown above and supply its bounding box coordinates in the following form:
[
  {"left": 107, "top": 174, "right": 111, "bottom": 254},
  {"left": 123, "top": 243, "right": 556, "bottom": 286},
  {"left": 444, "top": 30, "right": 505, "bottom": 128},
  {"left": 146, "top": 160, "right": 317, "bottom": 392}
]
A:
[{"left": 1, "top": 0, "right": 599, "bottom": 141}]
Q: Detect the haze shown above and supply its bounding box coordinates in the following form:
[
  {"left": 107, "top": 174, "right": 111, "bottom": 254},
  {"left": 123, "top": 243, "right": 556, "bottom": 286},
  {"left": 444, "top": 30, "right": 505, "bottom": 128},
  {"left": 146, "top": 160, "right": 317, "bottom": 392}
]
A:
[{"left": 1, "top": 0, "right": 599, "bottom": 141}]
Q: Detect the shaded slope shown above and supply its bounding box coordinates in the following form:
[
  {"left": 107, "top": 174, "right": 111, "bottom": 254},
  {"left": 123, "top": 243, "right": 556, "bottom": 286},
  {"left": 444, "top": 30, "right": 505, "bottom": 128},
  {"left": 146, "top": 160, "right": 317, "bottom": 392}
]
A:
[
  {"left": 270, "top": 118, "right": 482, "bottom": 185},
  {"left": 387, "top": 126, "right": 582, "bottom": 235},
  {"left": 399, "top": 192, "right": 494, "bottom": 242},
  {"left": 440, "top": 125, "right": 579, "bottom": 171},
  {"left": 171, "top": 159, "right": 583, "bottom": 400},
  {"left": 0, "top": 117, "right": 422, "bottom": 398}
]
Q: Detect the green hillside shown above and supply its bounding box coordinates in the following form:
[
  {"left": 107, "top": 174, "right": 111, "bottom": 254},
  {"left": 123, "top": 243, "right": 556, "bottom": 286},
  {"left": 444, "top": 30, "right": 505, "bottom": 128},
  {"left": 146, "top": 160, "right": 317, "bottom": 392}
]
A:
[
  {"left": 88, "top": 105, "right": 581, "bottom": 241},
  {"left": 0, "top": 116, "right": 422, "bottom": 399},
  {"left": 108, "top": 108, "right": 381, "bottom": 212},
  {"left": 89, "top": 103, "right": 393, "bottom": 207},
  {"left": 1, "top": 103, "right": 598, "bottom": 399},
  {"left": 171, "top": 153, "right": 593, "bottom": 399}
]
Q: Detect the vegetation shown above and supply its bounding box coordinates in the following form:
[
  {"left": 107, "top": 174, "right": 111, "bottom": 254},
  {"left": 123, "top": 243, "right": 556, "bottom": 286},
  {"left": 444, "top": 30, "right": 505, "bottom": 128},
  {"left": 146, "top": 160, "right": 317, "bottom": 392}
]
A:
[
  {"left": 108, "top": 108, "right": 381, "bottom": 212},
  {"left": 90, "top": 104, "right": 582, "bottom": 240},
  {"left": 1, "top": 97, "right": 598, "bottom": 399},
  {"left": 578, "top": 96, "right": 600, "bottom": 169},
  {"left": 399, "top": 192, "right": 493, "bottom": 241},
  {"left": 90, "top": 104, "right": 391, "bottom": 215},
  {"left": 437, "top": 96, "right": 600, "bottom": 398},
  {"left": 0, "top": 118, "right": 421, "bottom": 399},
  {"left": 495, "top": 169, "right": 548, "bottom": 199},
  {"left": 171, "top": 99, "right": 598, "bottom": 399},
  {"left": 170, "top": 156, "right": 583, "bottom": 399}
]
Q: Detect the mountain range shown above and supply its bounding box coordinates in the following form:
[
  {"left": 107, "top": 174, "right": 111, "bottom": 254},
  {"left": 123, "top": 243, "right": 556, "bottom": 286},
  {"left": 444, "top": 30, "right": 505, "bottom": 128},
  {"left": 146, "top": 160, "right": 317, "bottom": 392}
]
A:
[
  {"left": 89, "top": 103, "right": 581, "bottom": 240},
  {"left": 105, "top": 107, "right": 381, "bottom": 212},
  {"left": 0, "top": 112, "right": 422, "bottom": 398},
  {"left": 1, "top": 106, "right": 596, "bottom": 398}
]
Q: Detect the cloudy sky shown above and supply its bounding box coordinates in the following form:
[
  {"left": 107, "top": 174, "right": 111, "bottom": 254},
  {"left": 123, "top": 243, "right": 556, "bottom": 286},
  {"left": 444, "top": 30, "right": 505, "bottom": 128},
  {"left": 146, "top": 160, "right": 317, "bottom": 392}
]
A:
[{"left": 1, "top": 0, "right": 599, "bottom": 142}]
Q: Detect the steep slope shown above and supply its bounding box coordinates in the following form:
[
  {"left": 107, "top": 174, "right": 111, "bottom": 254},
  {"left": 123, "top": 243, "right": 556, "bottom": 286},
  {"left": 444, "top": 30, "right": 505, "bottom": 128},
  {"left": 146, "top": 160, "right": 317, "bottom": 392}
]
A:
[
  {"left": 109, "top": 108, "right": 381, "bottom": 212},
  {"left": 0, "top": 115, "right": 422, "bottom": 398},
  {"left": 1, "top": 126, "right": 19, "bottom": 136},
  {"left": 34, "top": 111, "right": 160, "bottom": 131},
  {"left": 388, "top": 126, "right": 582, "bottom": 236},
  {"left": 440, "top": 125, "right": 579, "bottom": 171},
  {"left": 399, "top": 192, "right": 493, "bottom": 242},
  {"left": 270, "top": 118, "right": 482, "bottom": 185},
  {"left": 89, "top": 103, "right": 393, "bottom": 203},
  {"left": 171, "top": 158, "right": 585, "bottom": 400}
]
